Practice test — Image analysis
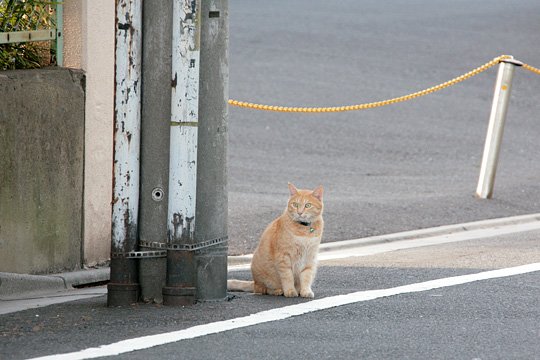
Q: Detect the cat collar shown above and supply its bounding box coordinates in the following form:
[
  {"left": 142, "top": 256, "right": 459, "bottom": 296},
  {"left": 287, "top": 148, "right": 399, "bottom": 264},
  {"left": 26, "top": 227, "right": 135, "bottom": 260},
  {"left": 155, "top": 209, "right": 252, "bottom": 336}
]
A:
[{"left": 298, "top": 221, "right": 315, "bottom": 233}]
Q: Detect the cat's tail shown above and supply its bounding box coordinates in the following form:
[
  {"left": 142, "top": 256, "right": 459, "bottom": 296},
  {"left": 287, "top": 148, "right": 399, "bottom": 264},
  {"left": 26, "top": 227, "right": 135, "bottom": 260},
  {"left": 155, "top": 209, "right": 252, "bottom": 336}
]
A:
[{"left": 227, "top": 279, "right": 254, "bottom": 292}]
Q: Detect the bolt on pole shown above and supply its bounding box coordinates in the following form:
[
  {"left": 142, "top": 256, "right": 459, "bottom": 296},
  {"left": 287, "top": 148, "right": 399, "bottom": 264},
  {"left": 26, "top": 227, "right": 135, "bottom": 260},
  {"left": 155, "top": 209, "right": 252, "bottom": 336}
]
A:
[
  {"left": 476, "top": 57, "right": 521, "bottom": 199},
  {"left": 108, "top": 0, "right": 143, "bottom": 307}
]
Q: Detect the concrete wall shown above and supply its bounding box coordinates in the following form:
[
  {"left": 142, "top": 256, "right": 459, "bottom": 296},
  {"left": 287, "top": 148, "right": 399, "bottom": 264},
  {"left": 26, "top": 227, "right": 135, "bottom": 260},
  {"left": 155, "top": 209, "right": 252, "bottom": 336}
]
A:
[
  {"left": 0, "top": 68, "right": 85, "bottom": 274},
  {"left": 64, "top": 0, "right": 115, "bottom": 266},
  {"left": 0, "top": 1, "right": 115, "bottom": 273}
]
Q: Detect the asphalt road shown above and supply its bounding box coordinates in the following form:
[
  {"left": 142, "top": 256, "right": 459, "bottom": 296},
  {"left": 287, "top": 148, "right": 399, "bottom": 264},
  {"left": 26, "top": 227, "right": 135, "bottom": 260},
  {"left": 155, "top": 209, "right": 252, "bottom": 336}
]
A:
[
  {"left": 2, "top": 227, "right": 538, "bottom": 359},
  {"left": 227, "top": 0, "right": 540, "bottom": 255},
  {"left": 2, "top": 2, "right": 540, "bottom": 359}
]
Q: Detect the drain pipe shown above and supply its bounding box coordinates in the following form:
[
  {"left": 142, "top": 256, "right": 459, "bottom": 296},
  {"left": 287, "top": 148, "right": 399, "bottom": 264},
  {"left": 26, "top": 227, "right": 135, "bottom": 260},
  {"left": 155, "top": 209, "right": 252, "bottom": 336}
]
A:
[
  {"left": 163, "top": 0, "right": 201, "bottom": 306},
  {"left": 108, "top": 0, "right": 143, "bottom": 307}
]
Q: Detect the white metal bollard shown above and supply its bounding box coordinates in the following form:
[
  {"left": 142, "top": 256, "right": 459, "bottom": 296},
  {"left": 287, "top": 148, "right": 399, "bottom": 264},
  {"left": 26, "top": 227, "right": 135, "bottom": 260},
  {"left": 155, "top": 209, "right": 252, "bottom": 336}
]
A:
[{"left": 476, "top": 57, "right": 522, "bottom": 199}]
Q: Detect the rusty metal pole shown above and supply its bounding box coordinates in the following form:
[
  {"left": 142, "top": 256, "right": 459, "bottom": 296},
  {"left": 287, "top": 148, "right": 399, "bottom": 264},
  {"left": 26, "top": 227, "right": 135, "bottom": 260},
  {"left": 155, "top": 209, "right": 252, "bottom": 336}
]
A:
[
  {"left": 162, "top": 0, "right": 201, "bottom": 306},
  {"left": 108, "top": 0, "right": 143, "bottom": 307}
]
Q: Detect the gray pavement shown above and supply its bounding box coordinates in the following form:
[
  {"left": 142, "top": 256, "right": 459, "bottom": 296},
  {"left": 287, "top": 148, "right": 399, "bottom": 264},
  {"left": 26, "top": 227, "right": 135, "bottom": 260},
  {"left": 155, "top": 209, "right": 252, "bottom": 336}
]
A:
[
  {"left": 3, "top": 0, "right": 540, "bottom": 358},
  {"left": 1, "top": 215, "right": 539, "bottom": 359},
  {"left": 2, "top": 213, "right": 538, "bottom": 313},
  {"left": 227, "top": 0, "right": 540, "bottom": 255}
]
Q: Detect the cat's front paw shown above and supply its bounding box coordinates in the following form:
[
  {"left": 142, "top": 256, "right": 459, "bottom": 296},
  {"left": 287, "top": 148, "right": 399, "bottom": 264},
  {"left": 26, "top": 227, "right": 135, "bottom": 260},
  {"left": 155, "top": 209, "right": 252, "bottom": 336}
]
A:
[
  {"left": 269, "top": 288, "right": 284, "bottom": 296},
  {"left": 284, "top": 288, "right": 299, "bottom": 297},
  {"left": 300, "top": 288, "right": 314, "bottom": 298}
]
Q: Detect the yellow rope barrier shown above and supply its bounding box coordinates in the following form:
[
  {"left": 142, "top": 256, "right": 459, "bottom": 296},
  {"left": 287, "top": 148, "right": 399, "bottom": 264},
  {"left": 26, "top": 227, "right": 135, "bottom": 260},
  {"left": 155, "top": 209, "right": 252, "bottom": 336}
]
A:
[
  {"left": 523, "top": 62, "right": 540, "bottom": 76},
  {"left": 228, "top": 55, "right": 539, "bottom": 113}
]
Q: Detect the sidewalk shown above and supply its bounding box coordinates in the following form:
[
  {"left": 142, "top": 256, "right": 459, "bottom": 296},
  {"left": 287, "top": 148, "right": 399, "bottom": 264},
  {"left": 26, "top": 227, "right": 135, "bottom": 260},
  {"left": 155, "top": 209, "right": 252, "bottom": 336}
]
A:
[
  {"left": 0, "top": 268, "right": 110, "bottom": 315},
  {"left": 2, "top": 213, "right": 539, "bottom": 315}
]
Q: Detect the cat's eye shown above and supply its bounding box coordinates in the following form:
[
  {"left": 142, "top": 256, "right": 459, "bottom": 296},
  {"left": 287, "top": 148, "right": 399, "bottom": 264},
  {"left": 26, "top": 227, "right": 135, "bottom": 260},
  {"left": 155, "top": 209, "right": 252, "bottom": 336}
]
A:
[
  {"left": 292, "top": 202, "right": 299, "bottom": 208},
  {"left": 305, "top": 203, "right": 312, "bottom": 208}
]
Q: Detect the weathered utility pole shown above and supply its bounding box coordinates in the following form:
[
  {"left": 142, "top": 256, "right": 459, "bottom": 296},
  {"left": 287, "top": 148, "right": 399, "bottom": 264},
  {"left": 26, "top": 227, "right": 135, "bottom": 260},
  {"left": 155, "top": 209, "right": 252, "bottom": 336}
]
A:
[
  {"left": 163, "top": 0, "right": 229, "bottom": 305},
  {"left": 195, "top": 0, "right": 229, "bottom": 301},
  {"left": 162, "top": 0, "right": 203, "bottom": 306},
  {"left": 108, "top": 0, "right": 142, "bottom": 307},
  {"left": 138, "top": 0, "right": 173, "bottom": 304},
  {"left": 110, "top": 0, "right": 229, "bottom": 307}
]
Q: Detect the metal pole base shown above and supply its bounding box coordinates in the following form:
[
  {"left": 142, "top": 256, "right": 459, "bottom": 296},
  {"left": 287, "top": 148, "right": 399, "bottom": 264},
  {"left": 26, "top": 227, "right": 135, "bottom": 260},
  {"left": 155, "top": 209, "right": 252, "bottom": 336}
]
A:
[
  {"left": 163, "top": 249, "right": 196, "bottom": 306},
  {"left": 195, "top": 244, "right": 228, "bottom": 301},
  {"left": 162, "top": 286, "right": 196, "bottom": 306},
  {"left": 107, "top": 283, "right": 139, "bottom": 307},
  {"left": 139, "top": 243, "right": 167, "bottom": 304}
]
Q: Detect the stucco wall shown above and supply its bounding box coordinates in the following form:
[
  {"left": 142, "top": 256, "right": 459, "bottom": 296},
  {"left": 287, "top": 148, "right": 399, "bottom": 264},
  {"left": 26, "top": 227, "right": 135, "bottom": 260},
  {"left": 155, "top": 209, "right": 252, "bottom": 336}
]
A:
[
  {"left": 64, "top": 0, "right": 115, "bottom": 266},
  {"left": 0, "top": 68, "right": 85, "bottom": 274}
]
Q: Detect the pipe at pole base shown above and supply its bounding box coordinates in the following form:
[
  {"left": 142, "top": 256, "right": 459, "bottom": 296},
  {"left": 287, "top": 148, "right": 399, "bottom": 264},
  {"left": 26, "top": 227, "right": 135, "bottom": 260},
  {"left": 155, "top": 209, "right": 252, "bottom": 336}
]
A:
[
  {"left": 162, "top": 250, "right": 196, "bottom": 306},
  {"left": 108, "top": 258, "right": 139, "bottom": 307},
  {"left": 195, "top": 245, "right": 228, "bottom": 300}
]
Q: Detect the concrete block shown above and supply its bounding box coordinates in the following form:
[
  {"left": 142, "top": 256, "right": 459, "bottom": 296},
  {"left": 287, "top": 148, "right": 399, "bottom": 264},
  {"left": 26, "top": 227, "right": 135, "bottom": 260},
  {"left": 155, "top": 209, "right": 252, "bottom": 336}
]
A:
[{"left": 0, "top": 68, "right": 85, "bottom": 274}]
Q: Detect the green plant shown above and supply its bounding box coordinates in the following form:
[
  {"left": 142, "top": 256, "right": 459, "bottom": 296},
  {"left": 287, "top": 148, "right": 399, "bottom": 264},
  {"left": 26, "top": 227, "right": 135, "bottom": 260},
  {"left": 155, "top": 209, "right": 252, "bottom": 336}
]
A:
[{"left": 0, "top": 0, "right": 57, "bottom": 70}]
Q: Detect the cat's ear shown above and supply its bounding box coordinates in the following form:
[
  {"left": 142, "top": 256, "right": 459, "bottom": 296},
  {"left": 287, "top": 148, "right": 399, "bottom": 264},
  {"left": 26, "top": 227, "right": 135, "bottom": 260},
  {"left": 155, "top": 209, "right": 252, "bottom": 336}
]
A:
[
  {"left": 288, "top": 182, "right": 298, "bottom": 196},
  {"left": 312, "top": 185, "right": 323, "bottom": 201}
]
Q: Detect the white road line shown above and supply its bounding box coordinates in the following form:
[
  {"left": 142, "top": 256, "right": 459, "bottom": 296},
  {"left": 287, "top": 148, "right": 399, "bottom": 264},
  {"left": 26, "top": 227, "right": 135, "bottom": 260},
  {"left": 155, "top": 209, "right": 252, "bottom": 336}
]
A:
[
  {"left": 28, "top": 262, "right": 540, "bottom": 360},
  {"left": 319, "top": 220, "right": 540, "bottom": 261}
]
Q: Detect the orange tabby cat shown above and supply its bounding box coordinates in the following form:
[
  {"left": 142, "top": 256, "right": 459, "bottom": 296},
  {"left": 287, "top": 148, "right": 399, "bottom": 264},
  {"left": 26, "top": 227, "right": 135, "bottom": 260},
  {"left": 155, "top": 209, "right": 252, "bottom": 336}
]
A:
[{"left": 228, "top": 183, "right": 324, "bottom": 298}]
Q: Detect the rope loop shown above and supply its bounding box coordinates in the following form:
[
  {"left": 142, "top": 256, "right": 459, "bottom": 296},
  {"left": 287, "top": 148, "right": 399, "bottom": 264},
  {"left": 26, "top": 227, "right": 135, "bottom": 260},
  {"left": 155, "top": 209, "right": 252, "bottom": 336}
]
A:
[{"left": 229, "top": 55, "right": 539, "bottom": 113}]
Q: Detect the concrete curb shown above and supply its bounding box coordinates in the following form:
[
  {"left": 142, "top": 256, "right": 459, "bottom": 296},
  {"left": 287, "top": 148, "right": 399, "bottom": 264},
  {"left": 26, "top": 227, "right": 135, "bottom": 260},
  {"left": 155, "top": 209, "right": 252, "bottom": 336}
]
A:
[
  {"left": 53, "top": 268, "right": 110, "bottom": 288},
  {"left": 227, "top": 213, "right": 540, "bottom": 267},
  {"left": 318, "top": 212, "right": 540, "bottom": 252},
  {"left": 0, "top": 273, "right": 65, "bottom": 299},
  {"left": 2, "top": 213, "right": 539, "bottom": 298},
  {"left": 0, "top": 268, "right": 110, "bottom": 300}
]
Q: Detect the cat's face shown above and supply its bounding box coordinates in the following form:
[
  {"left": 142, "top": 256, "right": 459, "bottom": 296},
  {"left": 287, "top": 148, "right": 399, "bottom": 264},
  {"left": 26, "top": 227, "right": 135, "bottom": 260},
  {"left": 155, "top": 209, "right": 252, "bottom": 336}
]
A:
[{"left": 286, "top": 183, "right": 323, "bottom": 224}]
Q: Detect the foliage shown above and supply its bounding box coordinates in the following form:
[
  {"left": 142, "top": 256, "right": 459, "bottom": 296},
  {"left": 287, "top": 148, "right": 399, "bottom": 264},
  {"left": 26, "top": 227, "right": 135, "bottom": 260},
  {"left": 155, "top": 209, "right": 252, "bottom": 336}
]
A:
[{"left": 0, "top": 0, "right": 57, "bottom": 70}]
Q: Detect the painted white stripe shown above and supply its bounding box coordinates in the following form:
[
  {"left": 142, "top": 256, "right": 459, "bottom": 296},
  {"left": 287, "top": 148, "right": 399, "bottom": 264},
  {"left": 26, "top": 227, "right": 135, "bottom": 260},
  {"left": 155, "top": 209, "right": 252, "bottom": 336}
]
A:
[
  {"left": 318, "top": 221, "right": 540, "bottom": 261},
  {"left": 28, "top": 262, "right": 540, "bottom": 360}
]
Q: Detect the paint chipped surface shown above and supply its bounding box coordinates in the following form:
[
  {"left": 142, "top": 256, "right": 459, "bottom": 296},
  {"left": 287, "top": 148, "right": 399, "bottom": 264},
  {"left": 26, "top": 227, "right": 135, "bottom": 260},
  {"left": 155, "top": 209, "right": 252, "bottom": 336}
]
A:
[
  {"left": 112, "top": 0, "right": 142, "bottom": 248},
  {"left": 168, "top": 0, "right": 201, "bottom": 243}
]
